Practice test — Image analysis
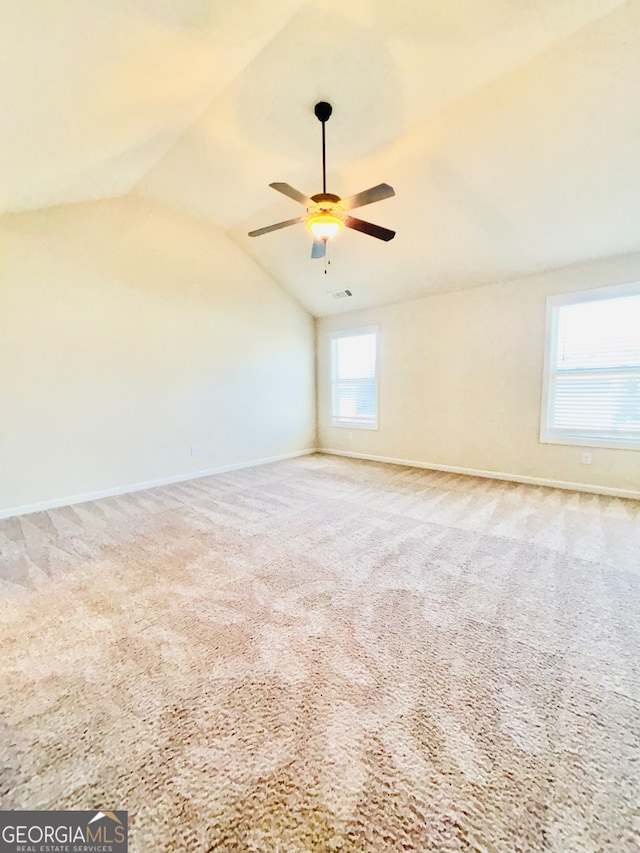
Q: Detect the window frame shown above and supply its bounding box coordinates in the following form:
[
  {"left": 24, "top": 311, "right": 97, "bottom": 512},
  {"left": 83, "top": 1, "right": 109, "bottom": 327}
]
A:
[
  {"left": 329, "top": 325, "right": 379, "bottom": 430},
  {"left": 540, "top": 280, "right": 640, "bottom": 450}
]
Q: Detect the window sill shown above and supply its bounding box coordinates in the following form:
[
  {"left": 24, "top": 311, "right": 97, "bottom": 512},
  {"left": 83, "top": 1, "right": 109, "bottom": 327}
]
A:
[
  {"left": 539, "top": 433, "right": 640, "bottom": 451},
  {"left": 332, "top": 421, "right": 379, "bottom": 431}
]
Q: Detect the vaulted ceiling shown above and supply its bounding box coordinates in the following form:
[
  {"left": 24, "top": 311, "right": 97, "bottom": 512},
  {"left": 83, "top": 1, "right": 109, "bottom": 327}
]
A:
[{"left": 2, "top": 0, "right": 639, "bottom": 315}]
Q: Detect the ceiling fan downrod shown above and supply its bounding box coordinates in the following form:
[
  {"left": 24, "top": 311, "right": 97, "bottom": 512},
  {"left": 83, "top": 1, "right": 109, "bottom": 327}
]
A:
[{"left": 314, "top": 101, "right": 332, "bottom": 194}]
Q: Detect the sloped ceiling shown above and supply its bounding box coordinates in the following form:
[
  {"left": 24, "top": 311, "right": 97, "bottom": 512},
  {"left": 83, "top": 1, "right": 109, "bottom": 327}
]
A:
[
  {"left": 2, "top": 0, "right": 638, "bottom": 315},
  {"left": 0, "top": 0, "right": 305, "bottom": 211}
]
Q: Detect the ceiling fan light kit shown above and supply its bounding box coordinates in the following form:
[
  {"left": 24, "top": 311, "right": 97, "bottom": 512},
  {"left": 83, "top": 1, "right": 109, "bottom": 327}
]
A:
[
  {"left": 306, "top": 212, "right": 344, "bottom": 239},
  {"left": 248, "top": 101, "right": 396, "bottom": 262}
]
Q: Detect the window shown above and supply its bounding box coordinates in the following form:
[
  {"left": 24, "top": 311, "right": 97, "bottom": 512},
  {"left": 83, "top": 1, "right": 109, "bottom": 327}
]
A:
[
  {"left": 541, "top": 282, "right": 640, "bottom": 449},
  {"left": 330, "top": 327, "right": 378, "bottom": 429}
]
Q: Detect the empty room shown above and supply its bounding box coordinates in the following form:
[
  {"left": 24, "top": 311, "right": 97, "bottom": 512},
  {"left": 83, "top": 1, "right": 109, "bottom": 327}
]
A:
[{"left": 1, "top": 1, "right": 639, "bottom": 851}]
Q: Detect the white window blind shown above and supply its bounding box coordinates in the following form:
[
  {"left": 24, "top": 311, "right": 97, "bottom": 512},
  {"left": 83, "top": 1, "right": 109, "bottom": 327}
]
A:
[
  {"left": 541, "top": 283, "right": 640, "bottom": 449},
  {"left": 331, "top": 328, "right": 378, "bottom": 429}
]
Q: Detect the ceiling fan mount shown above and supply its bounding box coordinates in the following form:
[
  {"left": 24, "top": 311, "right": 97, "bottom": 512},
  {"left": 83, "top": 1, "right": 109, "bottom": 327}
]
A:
[
  {"left": 313, "top": 101, "right": 333, "bottom": 123},
  {"left": 248, "top": 101, "right": 396, "bottom": 260}
]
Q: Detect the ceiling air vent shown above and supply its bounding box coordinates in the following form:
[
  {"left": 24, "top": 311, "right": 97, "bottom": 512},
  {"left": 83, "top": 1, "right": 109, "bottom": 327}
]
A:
[{"left": 328, "top": 289, "right": 353, "bottom": 300}]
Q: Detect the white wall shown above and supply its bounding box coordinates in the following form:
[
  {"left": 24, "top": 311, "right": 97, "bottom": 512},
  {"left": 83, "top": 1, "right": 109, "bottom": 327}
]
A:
[
  {"left": 317, "top": 254, "right": 640, "bottom": 495},
  {"left": 0, "top": 198, "right": 315, "bottom": 515}
]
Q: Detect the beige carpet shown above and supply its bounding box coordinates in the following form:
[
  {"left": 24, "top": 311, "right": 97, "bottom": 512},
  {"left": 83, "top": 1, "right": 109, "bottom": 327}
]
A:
[{"left": 1, "top": 454, "right": 639, "bottom": 852}]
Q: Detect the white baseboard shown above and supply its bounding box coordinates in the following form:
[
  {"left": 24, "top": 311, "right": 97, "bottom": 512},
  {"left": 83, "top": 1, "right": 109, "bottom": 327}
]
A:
[
  {"left": 0, "top": 449, "right": 317, "bottom": 520},
  {"left": 319, "top": 449, "right": 640, "bottom": 500}
]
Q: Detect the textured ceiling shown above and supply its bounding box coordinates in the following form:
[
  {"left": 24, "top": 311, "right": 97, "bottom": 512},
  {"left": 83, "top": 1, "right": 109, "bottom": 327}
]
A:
[{"left": 2, "top": 0, "right": 638, "bottom": 315}]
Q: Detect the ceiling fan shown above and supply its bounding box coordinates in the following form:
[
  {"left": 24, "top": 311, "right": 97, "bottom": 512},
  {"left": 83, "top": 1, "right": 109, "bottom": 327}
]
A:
[{"left": 248, "top": 101, "right": 395, "bottom": 260}]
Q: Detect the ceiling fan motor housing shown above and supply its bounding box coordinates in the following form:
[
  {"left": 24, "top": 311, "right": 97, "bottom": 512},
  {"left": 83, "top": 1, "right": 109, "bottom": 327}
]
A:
[
  {"left": 311, "top": 193, "right": 340, "bottom": 204},
  {"left": 309, "top": 192, "right": 343, "bottom": 214}
]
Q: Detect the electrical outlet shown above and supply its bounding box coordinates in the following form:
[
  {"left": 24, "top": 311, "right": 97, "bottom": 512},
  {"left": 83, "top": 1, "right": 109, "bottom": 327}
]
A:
[
  {"left": 348, "top": 430, "right": 354, "bottom": 440},
  {"left": 191, "top": 445, "right": 200, "bottom": 458},
  {"left": 581, "top": 451, "right": 592, "bottom": 465}
]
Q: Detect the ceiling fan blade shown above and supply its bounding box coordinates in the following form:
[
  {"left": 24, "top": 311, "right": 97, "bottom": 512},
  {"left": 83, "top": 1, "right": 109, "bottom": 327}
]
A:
[
  {"left": 269, "top": 182, "right": 313, "bottom": 206},
  {"left": 344, "top": 216, "right": 395, "bottom": 242},
  {"left": 340, "top": 183, "right": 395, "bottom": 211},
  {"left": 311, "top": 238, "right": 326, "bottom": 259},
  {"left": 248, "top": 217, "right": 304, "bottom": 237}
]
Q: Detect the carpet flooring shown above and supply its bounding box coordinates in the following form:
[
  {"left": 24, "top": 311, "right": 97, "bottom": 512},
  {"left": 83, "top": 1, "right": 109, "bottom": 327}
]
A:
[{"left": 1, "top": 454, "right": 639, "bottom": 852}]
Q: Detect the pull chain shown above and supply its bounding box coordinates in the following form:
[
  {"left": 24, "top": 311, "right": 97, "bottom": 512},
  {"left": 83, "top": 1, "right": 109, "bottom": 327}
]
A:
[{"left": 323, "top": 238, "right": 331, "bottom": 274}]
